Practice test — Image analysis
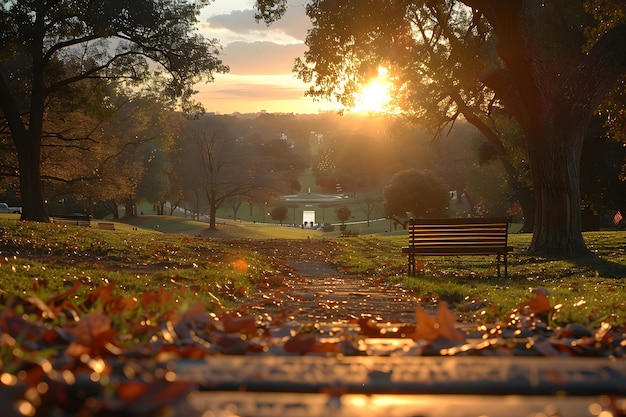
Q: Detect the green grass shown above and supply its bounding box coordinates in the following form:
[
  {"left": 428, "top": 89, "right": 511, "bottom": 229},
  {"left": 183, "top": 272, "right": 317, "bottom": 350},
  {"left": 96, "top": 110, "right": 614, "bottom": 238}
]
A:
[
  {"left": 0, "top": 216, "right": 624, "bottom": 327},
  {"left": 0, "top": 218, "right": 273, "bottom": 310},
  {"left": 125, "top": 214, "right": 326, "bottom": 238},
  {"left": 334, "top": 232, "right": 626, "bottom": 326}
]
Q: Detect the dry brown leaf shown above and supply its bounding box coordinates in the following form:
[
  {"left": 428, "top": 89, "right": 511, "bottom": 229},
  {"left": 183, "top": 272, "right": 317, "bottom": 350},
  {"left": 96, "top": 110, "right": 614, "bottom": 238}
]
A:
[
  {"left": 220, "top": 313, "right": 258, "bottom": 334},
  {"left": 284, "top": 333, "right": 318, "bottom": 354},
  {"left": 65, "top": 312, "right": 111, "bottom": 344},
  {"left": 518, "top": 290, "right": 552, "bottom": 315},
  {"left": 358, "top": 317, "right": 383, "bottom": 337},
  {"left": 412, "top": 303, "right": 465, "bottom": 342}
]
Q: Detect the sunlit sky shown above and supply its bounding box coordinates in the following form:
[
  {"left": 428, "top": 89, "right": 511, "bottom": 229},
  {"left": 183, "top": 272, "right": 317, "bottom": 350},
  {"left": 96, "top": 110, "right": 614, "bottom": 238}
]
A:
[{"left": 195, "top": 0, "right": 363, "bottom": 114}]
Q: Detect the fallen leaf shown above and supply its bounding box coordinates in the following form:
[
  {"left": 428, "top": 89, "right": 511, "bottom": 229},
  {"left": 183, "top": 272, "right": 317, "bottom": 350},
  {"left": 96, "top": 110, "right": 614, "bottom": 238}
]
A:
[
  {"left": 220, "top": 313, "right": 258, "bottom": 334},
  {"left": 116, "top": 379, "right": 196, "bottom": 411},
  {"left": 518, "top": 290, "right": 552, "bottom": 315},
  {"left": 284, "top": 333, "right": 318, "bottom": 354},
  {"left": 358, "top": 317, "right": 383, "bottom": 337},
  {"left": 412, "top": 303, "right": 465, "bottom": 342},
  {"left": 65, "top": 312, "right": 111, "bottom": 344}
]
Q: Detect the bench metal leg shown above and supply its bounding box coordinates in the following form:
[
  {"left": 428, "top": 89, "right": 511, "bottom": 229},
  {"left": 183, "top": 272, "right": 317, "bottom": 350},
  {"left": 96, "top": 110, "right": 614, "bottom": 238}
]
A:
[
  {"left": 504, "top": 254, "right": 508, "bottom": 278},
  {"left": 407, "top": 253, "right": 416, "bottom": 276},
  {"left": 496, "top": 254, "right": 501, "bottom": 278},
  {"left": 496, "top": 254, "right": 509, "bottom": 279}
]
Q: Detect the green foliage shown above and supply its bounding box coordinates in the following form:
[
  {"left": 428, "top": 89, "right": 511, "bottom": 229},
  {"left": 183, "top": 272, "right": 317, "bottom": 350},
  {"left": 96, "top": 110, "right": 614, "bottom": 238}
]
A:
[
  {"left": 270, "top": 206, "right": 289, "bottom": 223},
  {"left": 1, "top": 0, "right": 229, "bottom": 221},
  {"left": 383, "top": 168, "right": 449, "bottom": 219}
]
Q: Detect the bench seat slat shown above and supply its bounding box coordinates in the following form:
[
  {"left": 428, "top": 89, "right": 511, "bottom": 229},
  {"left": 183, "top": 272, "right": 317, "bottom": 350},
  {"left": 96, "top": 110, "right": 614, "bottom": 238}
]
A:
[{"left": 403, "top": 246, "right": 513, "bottom": 255}]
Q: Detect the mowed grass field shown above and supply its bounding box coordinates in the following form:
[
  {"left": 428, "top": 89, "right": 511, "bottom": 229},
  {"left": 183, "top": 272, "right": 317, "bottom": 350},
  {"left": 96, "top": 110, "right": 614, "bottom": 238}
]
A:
[{"left": 0, "top": 214, "right": 624, "bottom": 326}]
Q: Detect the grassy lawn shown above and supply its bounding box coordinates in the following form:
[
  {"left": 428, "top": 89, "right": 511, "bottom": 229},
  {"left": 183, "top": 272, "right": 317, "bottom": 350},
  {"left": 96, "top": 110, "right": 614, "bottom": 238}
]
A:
[
  {"left": 335, "top": 231, "right": 626, "bottom": 326},
  {"left": 0, "top": 216, "right": 624, "bottom": 327}
]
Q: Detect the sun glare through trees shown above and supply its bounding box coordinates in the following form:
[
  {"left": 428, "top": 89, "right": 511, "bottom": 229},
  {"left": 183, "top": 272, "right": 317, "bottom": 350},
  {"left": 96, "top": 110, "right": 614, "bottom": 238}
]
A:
[{"left": 353, "top": 68, "right": 394, "bottom": 113}]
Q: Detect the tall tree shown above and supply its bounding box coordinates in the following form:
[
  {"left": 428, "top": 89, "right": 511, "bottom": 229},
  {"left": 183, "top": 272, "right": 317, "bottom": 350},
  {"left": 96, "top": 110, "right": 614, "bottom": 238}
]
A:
[
  {"left": 467, "top": 1, "right": 625, "bottom": 255},
  {"left": 45, "top": 89, "right": 180, "bottom": 219},
  {"left": 182, "top": 114, "right": 303, "bottom": 229},
  {"left": 182, "top": 116, "right": 262, "bottom": 229},
  {"left": 255, "top": 0, "right": 626, "bottom": 257},
  {"left": 0, "top": 0, "right": 228, "bottom": 221}
]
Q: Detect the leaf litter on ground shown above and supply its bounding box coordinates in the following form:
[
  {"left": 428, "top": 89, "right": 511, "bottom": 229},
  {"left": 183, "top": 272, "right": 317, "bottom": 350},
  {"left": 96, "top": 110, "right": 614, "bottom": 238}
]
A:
[{"left": 0, "top": 281, "right": 624, "bottom": 416}]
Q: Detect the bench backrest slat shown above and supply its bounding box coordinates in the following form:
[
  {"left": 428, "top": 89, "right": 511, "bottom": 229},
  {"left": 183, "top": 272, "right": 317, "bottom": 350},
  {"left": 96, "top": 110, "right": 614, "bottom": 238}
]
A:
[{"left": 408, "top": 217, "right": 510, "bottom": 248}]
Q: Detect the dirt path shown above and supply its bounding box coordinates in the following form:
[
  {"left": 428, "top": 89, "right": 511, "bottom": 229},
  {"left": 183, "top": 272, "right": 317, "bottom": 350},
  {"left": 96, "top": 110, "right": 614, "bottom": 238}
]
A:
[{"left": 228, "top": 239, "right": 419, "bottom": 324}]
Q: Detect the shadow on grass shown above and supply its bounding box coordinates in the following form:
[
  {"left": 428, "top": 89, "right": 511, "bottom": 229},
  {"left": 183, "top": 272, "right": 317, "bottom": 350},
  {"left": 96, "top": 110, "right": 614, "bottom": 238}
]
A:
[
  {"left": 511, "top": 253, "right": 626, "bottom": 279},
  {"left": 571, "top": 254, "right": 626, "bottom": 278}
]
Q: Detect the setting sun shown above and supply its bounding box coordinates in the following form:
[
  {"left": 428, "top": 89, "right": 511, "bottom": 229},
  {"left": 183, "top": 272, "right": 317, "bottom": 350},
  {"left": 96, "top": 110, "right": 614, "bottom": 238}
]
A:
[
  {"left": 355, "top": 81, "right": 391, "bottom": 112},
  {"left": 353, "top": 69, "right": 393, "bottom": 113}
]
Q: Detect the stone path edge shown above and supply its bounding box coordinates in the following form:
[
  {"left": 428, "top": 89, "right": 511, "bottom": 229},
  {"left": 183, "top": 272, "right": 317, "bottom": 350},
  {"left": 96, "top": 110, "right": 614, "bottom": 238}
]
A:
[{"left": 175, "top": 356, "right": 626, "bottom": 396}]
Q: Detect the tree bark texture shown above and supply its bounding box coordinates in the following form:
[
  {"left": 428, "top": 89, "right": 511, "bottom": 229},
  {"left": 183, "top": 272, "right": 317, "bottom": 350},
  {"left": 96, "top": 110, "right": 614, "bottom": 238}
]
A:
[
  {"left": 473, "top": 0, "right": 626, "bottom": 257},
  {"left": 16, "top": 132, "right": 49, "bottom": 222}
]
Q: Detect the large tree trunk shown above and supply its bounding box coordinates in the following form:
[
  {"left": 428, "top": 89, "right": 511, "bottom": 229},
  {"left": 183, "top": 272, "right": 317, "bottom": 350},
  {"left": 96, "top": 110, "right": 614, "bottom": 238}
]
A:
[
  {"left": 517, "top": 186, "right": 535, "bottom": 233},
  {"left": 473, "top": 0, "right": 626, "bottom": 257},
  {"left": 208, "top": 188, "right": 217, "bottom": 230},
  {"left": 209, "top": 202, "right": 217, "bottom": 230},
  {"left": 527, "top": 128, "right": 587, "bottom": 256},
  {"left": 123, "top": 200, "right": 136, "bottom": 219},
  {"left": 16, "top": 133, "right": 49, "bottom": 222},
  {"left": 5, "top": 5, "right": 49, "bottom": 223}
]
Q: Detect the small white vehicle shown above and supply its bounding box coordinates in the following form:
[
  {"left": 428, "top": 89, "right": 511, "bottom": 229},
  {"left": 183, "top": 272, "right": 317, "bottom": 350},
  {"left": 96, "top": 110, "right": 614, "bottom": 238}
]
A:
[{"left": 0, "top": 203, "right": 22, "bottom": 214}]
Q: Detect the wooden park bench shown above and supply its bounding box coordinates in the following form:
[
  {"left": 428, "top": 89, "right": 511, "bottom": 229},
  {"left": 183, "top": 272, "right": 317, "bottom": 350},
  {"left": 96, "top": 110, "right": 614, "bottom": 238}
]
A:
[
  {"left": 97, "top": 222, "right": 116, "bottom": 230},
  {"left": 402, "top": 217, "right": 513, "bottom": 278},
  {"left": 51, "top": 214, "right": 91, "bottom": 227}
]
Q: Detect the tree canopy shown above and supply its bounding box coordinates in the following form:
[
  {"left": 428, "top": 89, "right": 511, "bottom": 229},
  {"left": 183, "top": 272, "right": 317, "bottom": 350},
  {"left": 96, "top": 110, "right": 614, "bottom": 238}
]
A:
[
  {"left": 255, "top": 0, "right": 626, "bottom": 257},
  {"left": 383, "top": 168, "right": 449, "bottom": 221},
  {"left": 0, "top": 0, "right": 228, "bottom": 221}
]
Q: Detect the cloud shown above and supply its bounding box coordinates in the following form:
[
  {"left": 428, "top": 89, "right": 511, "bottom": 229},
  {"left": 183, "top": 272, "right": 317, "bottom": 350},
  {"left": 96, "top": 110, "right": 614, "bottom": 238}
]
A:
[
  {"left": 207, "top": 9, "right": 260, "bottom": 34},
  {"left": 210, "top": 83, "right": 305, "bottom": 100},
  {"left": 195, "top": 1, "right": 330, "bottom": 113},
  {"left": 222, "top": 41, "right": 305, "bottom": 75},
  {"left": 205, "top": 6, "right": 310, "bottom": 42}
]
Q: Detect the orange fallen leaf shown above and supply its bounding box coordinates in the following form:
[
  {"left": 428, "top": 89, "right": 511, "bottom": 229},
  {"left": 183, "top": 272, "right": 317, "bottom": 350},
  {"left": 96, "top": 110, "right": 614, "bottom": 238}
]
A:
[
  {"left": 117, "top": 379, "right": 196, "bottom": 408},
  {"left": 518, "top": 290, "right": 552, "bottom": 315},
  {"left": 84, "top": 283, "right": 117, "bottom": 309},
  {"left": 412, "top": 303, "right": 465, "bottom": 342},
  {"left": 220, "top": 314, "right": 258, "bottom": 334},
  {"left": 358, "top": 317, "right": 383, "bottom": 337},
  {"left": 65, "top": 312, "right": 111, "bottom": 344},
  {"left": 284, "top": 333, "right": 318, "bottom": 354},
  {"left": 118, "top": 380, "right": 150, "bottom": 404}
]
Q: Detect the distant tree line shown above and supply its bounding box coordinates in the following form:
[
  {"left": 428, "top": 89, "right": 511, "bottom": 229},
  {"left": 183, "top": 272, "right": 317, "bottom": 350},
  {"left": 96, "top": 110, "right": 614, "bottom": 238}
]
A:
[{"left": 1, "top": 104, "right": 624, "bottom": 232}]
